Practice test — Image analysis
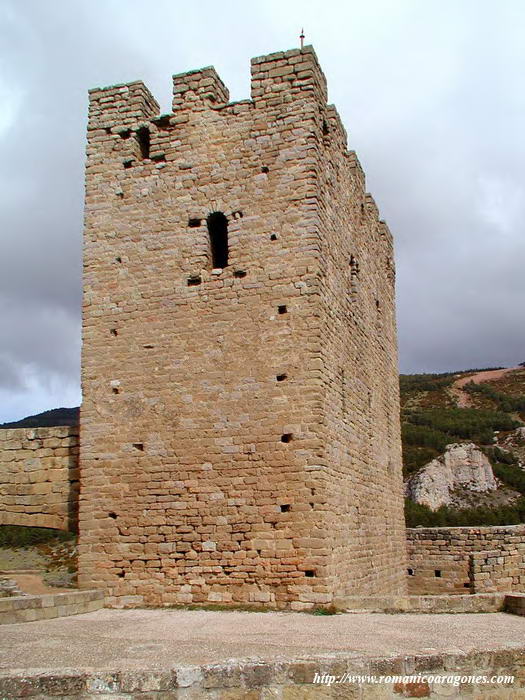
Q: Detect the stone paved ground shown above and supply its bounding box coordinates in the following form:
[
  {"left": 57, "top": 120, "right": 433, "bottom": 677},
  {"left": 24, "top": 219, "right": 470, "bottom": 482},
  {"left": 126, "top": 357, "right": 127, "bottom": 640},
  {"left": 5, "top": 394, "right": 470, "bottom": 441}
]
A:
[{"left": 1, "top": 609, "right": 525, "bottom": 671}]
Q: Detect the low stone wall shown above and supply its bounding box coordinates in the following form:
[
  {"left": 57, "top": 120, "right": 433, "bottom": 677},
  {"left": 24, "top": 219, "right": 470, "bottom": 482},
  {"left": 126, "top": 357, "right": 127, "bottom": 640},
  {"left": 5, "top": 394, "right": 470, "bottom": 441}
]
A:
[
  {"left": 0, "top": 589, "right": 103, "bottom": 624},
  {"left": 0, "top": 426, "right": 79, "bottom": 531},
  {"left": 337, "top": 592, "right": 506, "bottom": 613},
  {"left": 0, "top": 648, "right": 523, "bottom": 697},
  {"left": 407, "top": 525, "right": 525, "bottom": 595}
]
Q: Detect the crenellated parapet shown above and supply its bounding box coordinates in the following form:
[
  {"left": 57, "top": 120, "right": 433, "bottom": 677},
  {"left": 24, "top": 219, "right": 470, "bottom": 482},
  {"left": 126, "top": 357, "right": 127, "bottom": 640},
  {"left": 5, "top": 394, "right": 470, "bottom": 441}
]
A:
[{"left": 89, "top": 45, "right": 328, "bottom": 131}]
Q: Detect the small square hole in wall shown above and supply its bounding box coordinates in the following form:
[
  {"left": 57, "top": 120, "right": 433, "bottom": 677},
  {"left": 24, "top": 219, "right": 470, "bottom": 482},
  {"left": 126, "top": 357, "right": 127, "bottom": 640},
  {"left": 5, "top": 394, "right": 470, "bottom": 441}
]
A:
[
  {"left": 463, "top": 582, "right": 471, "bottom": 588},
  {"left": 276, "top": 374, "right": 287, "bottom": 382},
  {"left": 270, "top": 233, "right": 278, "bottom": 241},
  {"left": 434, "top": 569, "right": 442, "bottom": 578},
  {"left": 187, "top": 275, "right": 202, "bottom": 286},
  {"left": 117, "top": 571, "right": 125, "bottom": 578},
  {"left": 132, "top": 443, "right": 144, "bottom": 452},
  {"left": 110, "top": 328, "right": 118, "bottom": 336},
  {"left": 123, "top": 160, "right": 133, "bottom": 169},
  {"left": 278, "top": 305, "right": 287, "bottom": 315},
  {"left": 119, "top": 129, "right": 131, "bottom": 140},
  {"left": 261, "top": 166, "right": 269, "bottom": 173},
  {"left": 112, "top": 387, "right": 119, "bottom": 395},
  {"left": 188, "top": 218, "right": 201, "bottom": 228},
  {"left": 280, "top": 504, "right": 291, "bottom": 513},
  {"left": 234, "top": 270, "right": 247, "bottom": 278},
  {"left": 281, "top": 434, "right": 292, "bottom": 443},
  {"left": 108, "top": 512, "right": 117, "bottom": 519},
  {"left": 407, "top": 568, "right": 414, "bottom": 576},
  {"left": 305, "top": 570, "right": 316, "bottom": 578},
  {"left": 115, "top": 256, "right": 122, "bottom": 263}
]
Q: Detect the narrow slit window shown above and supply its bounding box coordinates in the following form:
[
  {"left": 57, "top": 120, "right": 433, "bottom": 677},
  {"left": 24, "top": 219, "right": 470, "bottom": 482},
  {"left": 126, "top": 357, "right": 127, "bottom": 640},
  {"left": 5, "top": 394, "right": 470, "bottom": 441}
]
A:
[
  {"left": 136, "top": 127, "right": 150, "bottom": 160},
  {"left": 350, "top": 255, "right": 359, "bottom": 299},
  {"left": 207, "top": 212, "right": 229, "bottom": 268}
]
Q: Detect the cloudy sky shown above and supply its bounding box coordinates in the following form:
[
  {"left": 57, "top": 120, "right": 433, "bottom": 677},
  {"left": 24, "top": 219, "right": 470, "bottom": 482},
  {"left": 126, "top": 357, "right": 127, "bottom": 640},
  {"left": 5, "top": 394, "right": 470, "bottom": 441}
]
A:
[{"left": 0, "top": 0, "right": 524, "bottom": 422}]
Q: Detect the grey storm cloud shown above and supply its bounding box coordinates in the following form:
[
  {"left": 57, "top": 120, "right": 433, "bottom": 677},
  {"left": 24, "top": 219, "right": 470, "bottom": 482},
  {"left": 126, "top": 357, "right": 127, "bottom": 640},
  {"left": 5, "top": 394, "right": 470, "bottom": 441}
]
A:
[{"left": 0, "top": 0, "right": 524, "bottom": 422}]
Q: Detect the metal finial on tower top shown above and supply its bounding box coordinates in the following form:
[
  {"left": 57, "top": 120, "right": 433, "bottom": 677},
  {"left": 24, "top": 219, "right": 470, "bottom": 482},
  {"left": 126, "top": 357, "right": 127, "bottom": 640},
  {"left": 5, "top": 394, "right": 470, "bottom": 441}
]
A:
[{"left": 300, "top": 28, "right": 305, "bottom": 49}]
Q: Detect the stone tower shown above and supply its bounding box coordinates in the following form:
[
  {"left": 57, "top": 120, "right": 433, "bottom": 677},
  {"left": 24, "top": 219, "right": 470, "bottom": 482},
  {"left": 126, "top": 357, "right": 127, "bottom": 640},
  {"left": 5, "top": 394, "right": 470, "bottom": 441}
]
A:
[{"left": 79, "top": 46, "right": 407, "bottom": 609}]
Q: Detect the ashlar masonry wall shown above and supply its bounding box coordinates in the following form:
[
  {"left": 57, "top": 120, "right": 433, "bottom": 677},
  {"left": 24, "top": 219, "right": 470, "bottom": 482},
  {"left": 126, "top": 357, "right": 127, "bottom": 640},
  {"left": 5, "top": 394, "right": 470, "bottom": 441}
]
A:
[
  {"left": 0, "top": 427, "right": 79, "bottom": 531},
  {"left": 79, "top": 46, "right": 407, "bottom": 609},
  {"left": 407, "top": 526, "right": 525, "bottom": 595}
]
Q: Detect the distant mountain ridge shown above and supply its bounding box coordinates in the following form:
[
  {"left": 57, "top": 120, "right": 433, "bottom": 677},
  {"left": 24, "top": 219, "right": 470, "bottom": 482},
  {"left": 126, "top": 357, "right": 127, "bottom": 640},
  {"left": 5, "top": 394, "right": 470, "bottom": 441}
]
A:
[{"left": 0, "top": 407, "right": 79, "bottom": 429}]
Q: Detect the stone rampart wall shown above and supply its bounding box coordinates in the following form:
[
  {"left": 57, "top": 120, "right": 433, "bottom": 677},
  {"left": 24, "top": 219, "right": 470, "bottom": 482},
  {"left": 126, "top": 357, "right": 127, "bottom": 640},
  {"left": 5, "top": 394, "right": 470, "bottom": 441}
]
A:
[
  {"left": 407, "top": 525, "right": 525, "bottom": 594},
  {"left": 0, "top": 427, "right": 79, "bottom": 531}
]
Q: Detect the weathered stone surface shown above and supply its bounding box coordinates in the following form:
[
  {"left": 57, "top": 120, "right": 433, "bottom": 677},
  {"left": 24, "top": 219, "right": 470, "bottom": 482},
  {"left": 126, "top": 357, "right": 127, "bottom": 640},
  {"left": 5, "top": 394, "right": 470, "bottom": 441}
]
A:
[
  {"left": 407, "top": 525, "right": 525, "bottom": 595},
  {"left": 0, "top": 589, "right": 103, "bottom": 624},
  {"left": 405, "top": 443, "right": 498, "bottom": 511},
  {"left": 0, "top": 646, "right": 524, "bottom": 698},
  {"left": 78, "top": 45, "right": 407, "bottom": 608},
  {"left": 0, "top": 426, "right": 79, "bottom": 530}
]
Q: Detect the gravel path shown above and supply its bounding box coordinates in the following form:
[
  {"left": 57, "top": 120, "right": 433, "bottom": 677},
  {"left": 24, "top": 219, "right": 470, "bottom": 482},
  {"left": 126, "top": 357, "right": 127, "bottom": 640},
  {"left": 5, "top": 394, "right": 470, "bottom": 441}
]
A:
[
  {"left": 450, "top": 367, "right": 518, "bottom": 408},
  {"left": 1, "top": 608, "right": 524, "bottom": 670}
]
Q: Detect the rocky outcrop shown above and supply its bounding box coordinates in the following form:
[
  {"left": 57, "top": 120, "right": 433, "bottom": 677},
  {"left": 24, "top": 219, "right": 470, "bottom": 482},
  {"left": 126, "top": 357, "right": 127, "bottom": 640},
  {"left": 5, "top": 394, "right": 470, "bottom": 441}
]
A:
[
  {"left": 405, "top": 443, "right": 498, "bottom": 511},
  {"left": 498, "top": 427, "right": 525, "bottom": 470}
]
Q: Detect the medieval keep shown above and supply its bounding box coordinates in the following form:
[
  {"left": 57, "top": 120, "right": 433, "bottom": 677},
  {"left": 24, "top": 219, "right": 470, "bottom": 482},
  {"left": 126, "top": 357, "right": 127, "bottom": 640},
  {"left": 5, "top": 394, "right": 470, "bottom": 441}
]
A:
[{"left": 79, "top": 46, "right": 407, "bottom": 609}]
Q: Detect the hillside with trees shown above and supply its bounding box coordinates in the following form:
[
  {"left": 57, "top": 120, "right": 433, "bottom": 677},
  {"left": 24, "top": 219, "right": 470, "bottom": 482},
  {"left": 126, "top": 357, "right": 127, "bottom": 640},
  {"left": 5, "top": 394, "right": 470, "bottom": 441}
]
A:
[{"left": 401, "top": 367, "right": 525, "bottom": 526}]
